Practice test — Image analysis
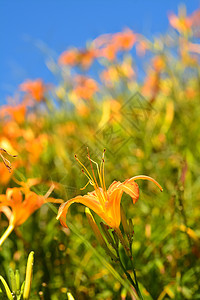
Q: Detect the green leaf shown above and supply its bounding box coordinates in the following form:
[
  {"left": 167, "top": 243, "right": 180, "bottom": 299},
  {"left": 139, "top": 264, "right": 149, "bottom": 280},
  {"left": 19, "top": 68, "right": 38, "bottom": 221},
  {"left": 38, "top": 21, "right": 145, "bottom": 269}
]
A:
[{"left": 0, "top": 275, "right": 13, "bottom": 300}]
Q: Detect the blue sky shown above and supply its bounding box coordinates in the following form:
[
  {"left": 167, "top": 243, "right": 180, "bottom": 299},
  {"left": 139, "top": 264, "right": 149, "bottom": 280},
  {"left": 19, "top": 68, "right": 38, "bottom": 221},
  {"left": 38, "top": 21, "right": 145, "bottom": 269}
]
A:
[{"left": 0, "top": 0, "right": 200, "bottom": 104}]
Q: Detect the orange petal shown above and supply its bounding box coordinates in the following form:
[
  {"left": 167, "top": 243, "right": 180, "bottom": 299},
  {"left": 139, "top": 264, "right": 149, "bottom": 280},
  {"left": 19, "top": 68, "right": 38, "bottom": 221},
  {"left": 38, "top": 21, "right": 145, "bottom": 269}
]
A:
[
  {"left": 0, "top": 206, "right": 12, "bottom": 221},
  {"left": 106, "top": 189, "right": 123, "bottom": 228},
  {"left": 0, "top": 195, "right": 9, "bottom": 206},
  {"left": 109, "top": 179, "right": 139, "bottom": 204},
  {"left": 56, "top": 194, "right": 103, "bottom": 228},
  {"left": 6, "top": 188, "right": 23, "bottom": 205},
  {"left": 130, "top": 175, "right": 163, "bottom": 192},
  {"left": 16, "top": 192, "right": 44, "bottom": 226}
]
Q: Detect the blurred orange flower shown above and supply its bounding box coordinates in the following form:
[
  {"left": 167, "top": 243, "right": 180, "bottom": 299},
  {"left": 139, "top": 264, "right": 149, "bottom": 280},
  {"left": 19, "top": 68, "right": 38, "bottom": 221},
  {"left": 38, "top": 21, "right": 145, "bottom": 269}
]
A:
[
  {"left": 101, "top": 60, "right": 134, "bottom": 86},
  {"left": 101, "top": 44, "right": 118, "bottom": 61},
  {"left": 0, "top": 186, "right": 62, "bottom": 247},
  {"left": 20, "top": 79, "right": 46, "bottom": 102},
  {"left": 142, "top": 71, "right": 160, "bottom": 102},
  {"left": 0, "top": 103, "right": 26, "bottom": 125},
  {"left": 1, "top": 121, "right": 22, "bottom": 140},
  {"left": 59, "top": 47, "right": 98, "bottom": 69},
  {"left": 78, "top": 48, "right": 99, "bottom": 69},
  {"left": 0, "top": 163, "right": 13, "bottom": 185},
  {"left": 142, "top": 56, "right": 165, "bottom": 101},
  {"left": 57, "top": 151, "right": 162, "bottom": 229},
  {"left": 96, "top": 29, "right": 136, "bottom": 61},
  {"left": 58, "top": 48, "right": 79, "bottom": 66},
  {"left": 112, "top": 29, "right": 136, "bottom": 51},
  {"left": 168, "top": 11, "right": 192, "bottom": 34},
  {"left": 152, "top": 56, "right": 165, "bottom": 72},
  {"left": 101, "top": 66, "right": 119, "bottom": 84},
  {"left": 73, "top": 76, "right": 98, "bottom": 100},
  {"left": 25, "top": 134, "right": 48, "bottom": 164}
]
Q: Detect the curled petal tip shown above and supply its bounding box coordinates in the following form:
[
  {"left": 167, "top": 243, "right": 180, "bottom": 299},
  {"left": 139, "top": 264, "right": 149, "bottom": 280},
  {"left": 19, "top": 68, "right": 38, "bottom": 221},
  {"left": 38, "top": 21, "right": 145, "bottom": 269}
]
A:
[{"left": 131, "top": 175, "right": 163, "bottom": 192}]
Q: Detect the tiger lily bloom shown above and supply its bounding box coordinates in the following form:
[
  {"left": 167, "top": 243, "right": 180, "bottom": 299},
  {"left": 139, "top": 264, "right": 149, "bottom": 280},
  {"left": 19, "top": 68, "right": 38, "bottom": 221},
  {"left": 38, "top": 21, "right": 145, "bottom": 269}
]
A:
[
  {"left": 0, "top": 186, "right": 62, "bottom": 247},
  {"left": 57, "top": 150, "right": 163, "bottom": 229},
  {"left": 19, "top": 79, "right": 46, "bottom": 102}
]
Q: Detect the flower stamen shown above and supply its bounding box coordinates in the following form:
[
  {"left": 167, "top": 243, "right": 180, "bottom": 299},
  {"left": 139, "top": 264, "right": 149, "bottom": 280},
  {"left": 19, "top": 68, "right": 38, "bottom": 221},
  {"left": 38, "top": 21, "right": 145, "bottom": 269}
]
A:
[
  {"left": 86, "top": 148, "right": 100, "bottom": 190},
  {"left": 74, "top": 154, "right": 94, "bottom": 185},
  {"left": 87, "top": 153, "right": 108, "bottom": 201},
  {"left": 75, "top": 152, "right": 105, "bottom": 208}
]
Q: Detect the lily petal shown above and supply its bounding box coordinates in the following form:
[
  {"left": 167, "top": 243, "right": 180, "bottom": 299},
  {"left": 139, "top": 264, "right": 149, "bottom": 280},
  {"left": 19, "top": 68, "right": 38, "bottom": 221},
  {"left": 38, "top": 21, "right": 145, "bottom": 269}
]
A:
[
  {"left": 56, "top": 194, "right": 103, "bottom": 228},
  {"left": 106, "top": 189, "right": 123, "bottom": 228},
  {"left": 18, "top": 192, "right": 44, "bottom": 226},
  {"left": 6, "top": 188, "right": 23, "bottom": 205},
  {"left": 109, "top": 179, "right": 139, "bottom": 204},
  {"left": 0, "top": 195, "right": 10, "bottom": 207}
]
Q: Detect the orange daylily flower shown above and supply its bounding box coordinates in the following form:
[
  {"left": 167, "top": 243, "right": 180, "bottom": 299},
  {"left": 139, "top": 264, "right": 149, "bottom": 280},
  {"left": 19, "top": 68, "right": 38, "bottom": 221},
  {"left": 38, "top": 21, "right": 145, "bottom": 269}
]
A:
[
  {"left": 58, "top": 48, "right": 79, "bottom": 66},
  {"left": 101, "top": 66, "right": 119, "bottom": 84},
  {"left": 152, "top": 56, "right": 165, "bottom": 73},
  {"left": 142, "top": 70, "right": 160, "bottom": 101},
  {"left": 0, "top": 162, "right": 13, "bottom": 185},
  {"left": 59, "top": 47, "right": 98, "bottom": 69},
  {"left": 20, "top": 79, "right": 46, "bottom": 102},
  {"left": 93, "top": 33, "right": 117, "bottom": 61},
  {"left": 101, "top": 61, "right": 134, "bottom": 87},
  {"left": 112, "top": 29, "right": 136, "bottom": 51},
  {"left": 0, "top": 186, "right": 62, "bottom": 247},
  {"left": 142, "top": 55, "right": 164, "bottom": 102},
  {"left": 169, "top": 9, "right": 200, "bottom": 35},
  {"left": 100, "top": 44, "right": 118, "bottom": 61},
  {"left": 73, "top": 76, "right": 98, "bottom": 100},
  {"left": 168, "top": 11, "right": 192, "bottom": 34},
  {"left": 1, "top": 121, "right": 23, "bottom": 140},
  {"left": 77, "top": 48, "right": 98, "bottom": 69},
  {"left": 57, "top": 150, "right": 163, "bottom": 229},
  {"left": 95, "top": 29, "right": 136, "bottom": 61},
  {"left": 0, "top": 103, "right": 26, "bottom": 125},
  {"left": 25, "top": 134, "right": 48, "bottom": 163}
]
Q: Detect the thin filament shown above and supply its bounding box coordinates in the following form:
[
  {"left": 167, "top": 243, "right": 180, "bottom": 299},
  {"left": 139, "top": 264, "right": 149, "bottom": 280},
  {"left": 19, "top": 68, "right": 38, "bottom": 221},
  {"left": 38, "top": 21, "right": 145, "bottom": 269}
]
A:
[
  {"left": 86, "top": 149, "right": 100, "bottom": 190},
  {"left": 74, "top": 155, "right": 94, "bottom": 185},
  {"left": 87, "top": 155, "right": 106, "bottom": 198},
  {"left": 86, "top": 149, "right": 106, "bottom": 207},
  {"left": 102, "top": 149, "right": 107, "bottom": 195},
  {"left": 80, "top": 179, "right": 92, "bottom": 190}
]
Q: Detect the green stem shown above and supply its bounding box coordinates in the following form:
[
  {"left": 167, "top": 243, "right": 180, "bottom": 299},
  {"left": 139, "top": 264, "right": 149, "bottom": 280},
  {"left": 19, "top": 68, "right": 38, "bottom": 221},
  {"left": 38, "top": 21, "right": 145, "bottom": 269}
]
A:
[
  {"left": 116, "top": 248, "right": 137, "bottom": 290},
  {"left": 115, "top": 227, "right": 130, "bottom": 257},
  {"left": 113, "top": 228, "right": 143, "bottom": 299},
  {"left": 132, "top": 267, "right": 143, "bottom": 300},
  {"left": 129, "top": 241, "right": 144, "bottom": 299},
  {"left": 0, "top": 224, "right": 14, "bottom": 247}
]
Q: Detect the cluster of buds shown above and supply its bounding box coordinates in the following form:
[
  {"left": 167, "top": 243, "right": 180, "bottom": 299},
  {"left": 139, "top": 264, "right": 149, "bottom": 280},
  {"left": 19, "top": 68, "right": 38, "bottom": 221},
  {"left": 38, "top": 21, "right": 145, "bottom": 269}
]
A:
[{"left": 0, "top": 251, "right": 34, "bottom": 300}]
